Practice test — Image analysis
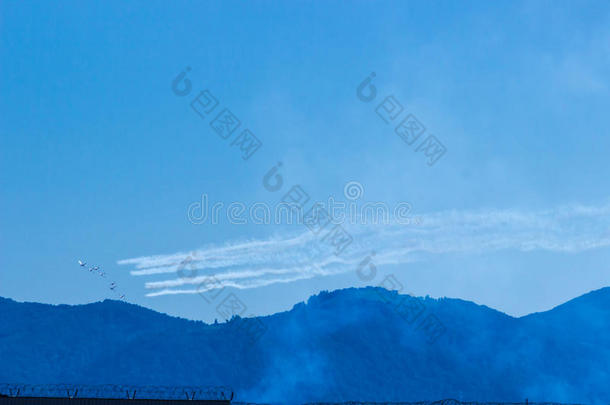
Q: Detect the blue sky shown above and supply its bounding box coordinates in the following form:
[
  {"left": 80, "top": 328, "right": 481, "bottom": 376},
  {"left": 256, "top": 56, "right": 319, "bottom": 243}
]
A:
[{"left": 1, "top": 0, "right": 610, "bottom": 321}]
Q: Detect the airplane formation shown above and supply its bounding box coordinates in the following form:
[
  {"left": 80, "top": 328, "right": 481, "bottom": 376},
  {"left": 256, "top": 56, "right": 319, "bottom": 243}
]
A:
[{"left": 78, "top": 259, "right": 126, "bottom": 301}]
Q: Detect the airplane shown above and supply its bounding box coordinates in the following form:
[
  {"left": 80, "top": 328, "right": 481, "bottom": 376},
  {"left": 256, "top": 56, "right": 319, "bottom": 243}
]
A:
[
  {"left": 119, "top": 294, "right": 125, "bottom": 300},
  {"left": 90, "top": 266, "right": 100, "bottom": 272},
  {"left": 78, "top": 260, "right": 87, "bottom": 267},
  {"left": 110, "top": 283, "right": 117, "bottom": 290}
]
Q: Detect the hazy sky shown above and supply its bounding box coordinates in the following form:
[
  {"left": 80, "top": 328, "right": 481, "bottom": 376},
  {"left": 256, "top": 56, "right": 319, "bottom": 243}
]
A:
[{"left": 1, "top": 0, "right": 610, "bottom": 321}]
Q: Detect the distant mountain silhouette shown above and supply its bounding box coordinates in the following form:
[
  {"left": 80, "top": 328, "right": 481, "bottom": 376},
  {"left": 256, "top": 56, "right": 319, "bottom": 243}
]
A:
[{"left": 0, "top": 287, "right": 608, "bottom": 404}]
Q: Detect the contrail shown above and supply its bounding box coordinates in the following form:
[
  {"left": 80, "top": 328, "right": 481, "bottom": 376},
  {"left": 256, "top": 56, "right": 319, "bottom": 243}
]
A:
[{"left": 118, "top": 202, "right": 610, "bottom": 296}]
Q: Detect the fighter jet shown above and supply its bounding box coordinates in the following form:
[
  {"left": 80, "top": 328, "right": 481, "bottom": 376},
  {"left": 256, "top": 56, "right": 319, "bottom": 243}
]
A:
[
  {"left": 78, "top": 260, "right": 87, "bottom": 267},
  {"left": 90, "top": 266, "right": 100, "bottom": 272},
  {"left": 110, "top": 282, "right": 117, "bottom": 291}
]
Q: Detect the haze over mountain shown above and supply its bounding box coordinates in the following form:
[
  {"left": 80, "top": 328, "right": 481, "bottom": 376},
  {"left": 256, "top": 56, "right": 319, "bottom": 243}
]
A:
[{"left": 1, "top": 287, "right": 608, "bottom": 404}]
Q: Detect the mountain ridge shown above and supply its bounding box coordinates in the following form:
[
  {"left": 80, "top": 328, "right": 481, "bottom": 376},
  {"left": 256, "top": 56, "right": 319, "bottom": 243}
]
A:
[{"left": 7, "top": 284, "right": 606, "bottom": 321}]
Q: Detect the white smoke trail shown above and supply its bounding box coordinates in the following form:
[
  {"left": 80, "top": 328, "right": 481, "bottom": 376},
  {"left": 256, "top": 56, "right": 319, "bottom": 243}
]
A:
[{"left": 118, "top": 202, "right": 610, "bottom": 297}]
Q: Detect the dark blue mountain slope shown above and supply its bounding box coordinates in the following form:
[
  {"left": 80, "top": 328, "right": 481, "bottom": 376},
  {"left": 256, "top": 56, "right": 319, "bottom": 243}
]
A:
[{"left": 0, "top": 287, "right": 608, "bottom": 404}]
